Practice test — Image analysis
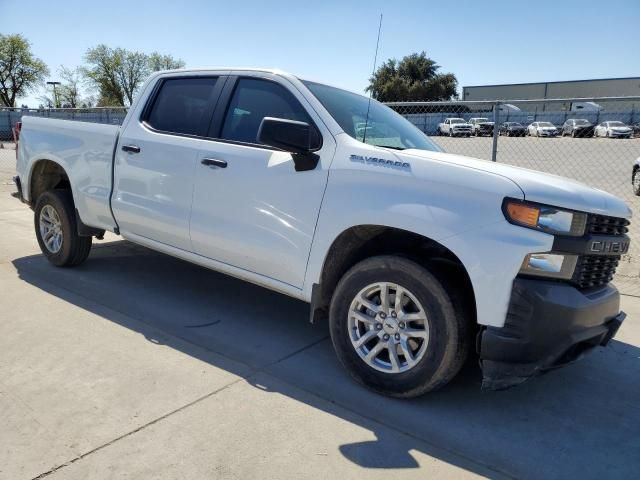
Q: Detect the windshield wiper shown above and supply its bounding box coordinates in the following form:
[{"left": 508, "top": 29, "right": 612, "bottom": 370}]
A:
[{"left": 374, "top": 145, "right": 406, "bottom": 150}]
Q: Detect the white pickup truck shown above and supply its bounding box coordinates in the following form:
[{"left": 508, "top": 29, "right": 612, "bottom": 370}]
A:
[
  {"left": 437, "top": 117, "right": 473, "bottom": 137},
  {"left": 14, "top": 68, "right": 631, "bottom": 397}
]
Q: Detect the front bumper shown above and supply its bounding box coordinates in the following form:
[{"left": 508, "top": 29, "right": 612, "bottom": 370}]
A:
[{"left": 478, "top": 277, "right": 624, "bottom": 390}]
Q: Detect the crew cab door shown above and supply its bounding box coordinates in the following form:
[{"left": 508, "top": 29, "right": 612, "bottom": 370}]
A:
[
  {"left": 112, "top": 74, "right": 225, "bottom": 250},
  {"left": 189, "top": 74, "right": 336, "bottom": 288}
]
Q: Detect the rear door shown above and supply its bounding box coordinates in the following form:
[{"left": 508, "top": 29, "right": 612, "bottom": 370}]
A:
[
  {"left": 112, "top": 74, "right": 225, "bottom": 250},
  {"left": 189, "top": 73, "right": 336, "bottom": 288}
]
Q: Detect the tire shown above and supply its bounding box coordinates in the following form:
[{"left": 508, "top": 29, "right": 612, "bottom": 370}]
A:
[
  {"left": 329, "top": 255, "right": 470, "bottom": 398},
  {"left": 34, "top": 189, "right": 92, "bottom": 267},
  {"left": 633, "top": 169, "right": 640, "bottom": 196},
  {"left": 449, "top": 130, "right": 453, "bottom": 137}
]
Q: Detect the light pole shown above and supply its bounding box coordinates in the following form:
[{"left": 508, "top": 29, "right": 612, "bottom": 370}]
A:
[{"left": 46, "top": 81, "right": 61, "bottom": 108}]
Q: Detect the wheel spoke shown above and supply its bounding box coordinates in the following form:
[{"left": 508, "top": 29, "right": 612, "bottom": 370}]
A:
[
  {"left": 379, "top": 283, "right": 390, "bottom": 311},
  {"left": 403, "top": 328, "right": 428, "bottom": 339},
  {"left": 354, "top": 329, "right": 378, "bottom": 348},
  {"left": 358, "top": 293, "right": 380, "bottom": 313},
  {"left": 394, "top": 286, "right": 405, "bottom": 311},
  {"left": 399, "top": 337, "right": 416, "bottom": 366},
  {"left": 351, "top": 310, "right": 376, "bottom": 325},
  {"left": 401, "top": 312, "right": 427, "bottom": 322},
  {"left": 364, "top": 342, "right": 385, "bottom": 362},
  {"left": 388, "top": 343, "right": 401, "bottom": 372}
]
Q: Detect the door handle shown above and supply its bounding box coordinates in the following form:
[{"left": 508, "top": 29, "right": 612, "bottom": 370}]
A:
[
  {"left": 122, "top": 145, "right": 141, "bottom": 153},
  {"left": 201, "top": 158, "right": 227, "bottom": 169}
]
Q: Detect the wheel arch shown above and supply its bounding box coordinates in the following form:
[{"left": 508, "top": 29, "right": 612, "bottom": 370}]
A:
[
  {"left": 28, "top": 158, "right": 72, "bottom": 206},
  {"left": 310, "top": 225, "right": 476, "bottom": 326}
]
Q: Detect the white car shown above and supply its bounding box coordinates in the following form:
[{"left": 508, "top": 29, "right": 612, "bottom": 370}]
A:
[
  {"left": 468, "top": 117, "right": 495, "bottom": 136},
  {"left": 438, "top": 118, "right": 473, "bottom": 137},
  {"left": 527, "top": 122, "right": 559, "bottom": 137},
  {"left": 14, "top": 68, "right": 631, "bottom": 396},
  {"left": 595, "top": 121, "right": 633, "bottom": 138}
]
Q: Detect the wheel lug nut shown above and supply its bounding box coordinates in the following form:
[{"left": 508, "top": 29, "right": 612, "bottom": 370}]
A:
[
  {"left": 395, "top": 333, "right": 400, "bottom": 340},
  {"left": 376, "top": 323, "right": 383, "bottom": 330},
  {"left": 383, "top": 333, "right": 390, "bottom": 341},
  {"left": 379, "top": 312, "right": 387, "bottom": 319},
  {"left": 399, "top": 322, "right": 405, "bottom": 329},
  {"left": 390, "top": 311, "right": 397, "bottom": 318}
]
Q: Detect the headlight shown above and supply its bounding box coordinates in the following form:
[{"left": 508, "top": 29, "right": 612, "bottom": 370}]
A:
[
  {"left": 503, "top": 199, "right": 587, "bottom": 236},
  {"left": 520, "top": 253, "right": 578, "bottom": 279}
]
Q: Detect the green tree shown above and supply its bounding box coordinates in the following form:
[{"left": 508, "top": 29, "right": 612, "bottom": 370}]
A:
[
  {"left": 0, "top": 33, "right": 49, "bottom": 107},
  {"left": 82, "top": 45, "right": 185, "bottom": 106},
  {"left": 38, "top": 66, "right": 86, "bottom": 108},
  {"left": 366, "top": 52, "right": 458, "bottom": 102}
]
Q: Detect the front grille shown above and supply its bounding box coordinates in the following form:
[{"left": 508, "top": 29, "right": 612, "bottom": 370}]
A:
[
  {"left": 573, "top": 255, "right": 620, "bottom": 289},
  {"left": 587, "top": 214, "right": 630, "bottom": 236}
]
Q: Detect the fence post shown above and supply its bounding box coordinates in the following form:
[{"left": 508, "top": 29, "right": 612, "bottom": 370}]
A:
[{"left": 491, "top": 101, "right": 500, "bottom": 162}]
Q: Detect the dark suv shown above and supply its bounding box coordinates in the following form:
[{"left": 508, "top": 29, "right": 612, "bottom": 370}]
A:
[{"left": 562, "top": 119, "right": 595, "bottom": 138}]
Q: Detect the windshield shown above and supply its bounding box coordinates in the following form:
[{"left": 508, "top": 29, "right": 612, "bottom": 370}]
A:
[
  {"left": 538, "top": 122, "right": 554, "bottom": 127},
  {"left": 450, "top": 118, "right": 465, "bottom": 124},
  {"left": 608, "top": 121, "right": 625, "bottom": 127},
  {"left": 302, "top": 80, "right": 441, "bottom": 151},
  {"left": 507, "top": 122, "right": 523, "bottom": 127},
  {"left": 474, "top": 118, "right": 489, "bottom": 123},
  {"left": 574, "top": 119, "right": 590, "bottom": 125}
]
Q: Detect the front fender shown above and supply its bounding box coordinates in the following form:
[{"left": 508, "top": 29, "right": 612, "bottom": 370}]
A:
[{"left": 304, "top": 147, "right": 552, "bottom": 327}]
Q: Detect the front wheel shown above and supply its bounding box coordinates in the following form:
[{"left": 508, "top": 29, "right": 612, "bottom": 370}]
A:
[
  {"left": 329, "top": 256, "right": 470, "bottom": 398},
  {"left": 633, "top": 170, "right": 640, "bottom": 196},
  {"left": 34, "top": 190, "right": 92, "bottom": 267}
]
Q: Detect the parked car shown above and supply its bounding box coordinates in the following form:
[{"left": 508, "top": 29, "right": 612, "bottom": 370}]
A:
[
  {"left": 14, "top": 68, "right": 631, "bottom": 396},
  {"left": 468, "top": 117, "right": 494, "bottom": 136},
  {"left": 437, "top": 118, "right": 473, "bottom": 137},
  {"left": 527, "top": 122, "right": 559, "bottom": 137},
  {"left": 632, "top": 157, "right": 640, "bottom": 196},
  {"left": 499, "top": 122, "right": 526, "bottom": 137},
  {"left": 594, "top": 121, "right": 633, "bottom": 138},
  {"left": 630, "top": 123, "right": 640, "bottom": 138},
  {"left": 562, "top": 119, "right": 595, "bottom": 138}
]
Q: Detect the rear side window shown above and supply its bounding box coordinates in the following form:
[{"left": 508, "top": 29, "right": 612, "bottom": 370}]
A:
[
  {"left": 220, "top": 78, "right": 313, "bottom": 145},
  {"left": 146, "top": 77, "right": 218, "bottom": 136}
]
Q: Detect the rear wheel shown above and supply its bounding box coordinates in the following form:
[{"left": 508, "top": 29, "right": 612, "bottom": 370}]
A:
[
  {"left": 34, "top": 190, "right": 92, "bottom": 267},
  {"left": 329, "top": 256, "right": 470, "bottom": 398},
  {"left": 633, "top": 169, "right": 640, "bottom": 196}
]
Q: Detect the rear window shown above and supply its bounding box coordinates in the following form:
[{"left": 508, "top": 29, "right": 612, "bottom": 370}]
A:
[{"left": 146, "top": 77, "right": 218, "bottom": 136}]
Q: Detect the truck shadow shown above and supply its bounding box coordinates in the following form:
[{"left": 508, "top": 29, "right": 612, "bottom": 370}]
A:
[{"left": 11, "top": 240, "right": 640, "bottom": 479}]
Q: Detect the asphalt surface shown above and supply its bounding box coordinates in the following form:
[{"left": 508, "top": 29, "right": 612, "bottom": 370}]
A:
[{"left": 1, "top": 174, "right": 640, "bottom": 479}]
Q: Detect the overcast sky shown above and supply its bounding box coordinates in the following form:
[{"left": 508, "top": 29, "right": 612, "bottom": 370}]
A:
[{"left": 2, "top": 0, "right": 639, "bottom": 107}]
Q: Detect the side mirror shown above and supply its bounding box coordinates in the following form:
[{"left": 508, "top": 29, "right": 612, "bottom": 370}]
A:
[{"left": 257, "top": 117, "right": 321, "bottom": 154}]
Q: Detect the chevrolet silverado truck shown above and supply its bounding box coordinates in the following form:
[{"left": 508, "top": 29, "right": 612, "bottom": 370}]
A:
[
  {"left": 437, "top": 117, "right": 473, "bottom": 137},
  {"left": 13, "top": 68, "right": 631, "bottom": 397},
  {"left": 468, "top": 117, "right": 494, "bottom": 136}
]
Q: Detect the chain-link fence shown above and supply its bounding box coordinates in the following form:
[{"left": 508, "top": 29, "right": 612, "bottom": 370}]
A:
[
  {"left": 1, "top": 99, "right": 640, "bottom": 294},
  {"left": 390, "top": 97, "right": 640, "bottom": 295},
  {"left": 0, "top": 107, "right": 128, "bottom": 141}
]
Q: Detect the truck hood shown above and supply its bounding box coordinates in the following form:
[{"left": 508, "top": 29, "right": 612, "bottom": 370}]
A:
[{"left": 398, "top": 149, "right": 632, "bottom": 219}]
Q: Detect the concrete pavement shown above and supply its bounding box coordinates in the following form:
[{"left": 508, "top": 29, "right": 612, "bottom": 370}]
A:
[{"left": 1, "top": 183, "right": 640, "bottom": 479}]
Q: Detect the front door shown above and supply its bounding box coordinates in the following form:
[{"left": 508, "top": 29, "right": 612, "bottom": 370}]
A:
[
  {"left": 112, "top": 75, "right": 224, "bottom": 250},
  {"left": 189, "top": 75, "right": 335, "bottom": 288}
]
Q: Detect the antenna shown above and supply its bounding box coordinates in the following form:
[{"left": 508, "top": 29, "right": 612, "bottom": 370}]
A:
[{"left": 362, "top": 13, "right": 383, "bottom": 145}]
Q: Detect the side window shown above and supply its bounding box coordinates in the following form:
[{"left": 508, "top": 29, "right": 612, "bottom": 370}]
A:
[
  {"left": 145, "top": 77, "right": 218, "bottom": 136},
  {"left": 220, "top": 78, "right": 313, "bottom": 145}
]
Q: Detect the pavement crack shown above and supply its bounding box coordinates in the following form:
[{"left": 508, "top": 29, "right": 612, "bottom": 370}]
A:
[{"left": 30, "top": 377, "right": 246, "bottom": 480}]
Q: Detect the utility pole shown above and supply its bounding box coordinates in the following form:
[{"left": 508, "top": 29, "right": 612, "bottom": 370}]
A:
[{"left": 46, "top": 81, "right": 61, "bottom": 108}]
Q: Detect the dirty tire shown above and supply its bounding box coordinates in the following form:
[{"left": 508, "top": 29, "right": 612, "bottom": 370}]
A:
[
  {"left": 329, "top": 255, "right": 470, "bottom": 398},
  {"left": 34, "top": 189, "right": 92, "bottom": 267}
]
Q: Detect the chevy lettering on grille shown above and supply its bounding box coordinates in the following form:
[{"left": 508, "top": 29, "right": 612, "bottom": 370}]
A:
[{"left": 590, "top": 239, "right": 630, "bottom": 254}]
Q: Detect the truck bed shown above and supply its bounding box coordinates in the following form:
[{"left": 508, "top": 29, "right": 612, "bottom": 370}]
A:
[{"left": 17, "top": 116, "right": 120, "bottom": 232}]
